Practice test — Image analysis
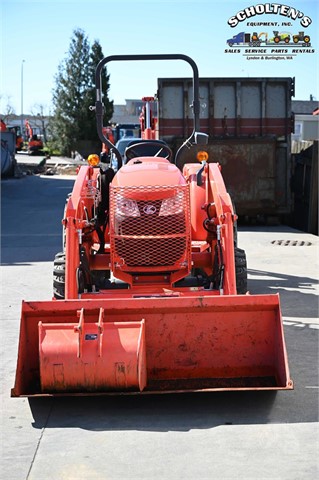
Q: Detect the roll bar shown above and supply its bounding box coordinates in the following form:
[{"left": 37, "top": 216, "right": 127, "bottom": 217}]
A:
[{"left": 94, "top": 54, "right": 201, "bottom": 166}]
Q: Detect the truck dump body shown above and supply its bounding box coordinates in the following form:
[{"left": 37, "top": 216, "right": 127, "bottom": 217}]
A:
[
  {"left": 12, "top": 293, "right": 292, "bottom": 396},
  {"left": 158, "top": 77, "right": 294, "bottom": 138},
  {"left": 157, "top": 77, "right": 294, "bottom": 217}
]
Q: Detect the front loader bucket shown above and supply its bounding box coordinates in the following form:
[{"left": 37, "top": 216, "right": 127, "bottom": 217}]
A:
[{"left": 11, "top": 293, "right": 293, "bottom": 397}]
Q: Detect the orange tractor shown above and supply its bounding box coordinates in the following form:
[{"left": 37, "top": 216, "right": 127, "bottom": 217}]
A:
[{"left": 12, "top": 55, "right": 293, "bottom": 397}]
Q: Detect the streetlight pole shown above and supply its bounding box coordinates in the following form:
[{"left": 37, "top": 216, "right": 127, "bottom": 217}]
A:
[{"left": 21, "top": 60, "right": 25, "bottom": 136}]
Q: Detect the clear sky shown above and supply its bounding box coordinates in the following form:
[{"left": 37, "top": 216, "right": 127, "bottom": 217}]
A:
[{"left": 1, "top": 0, "right": 318, "bottom": 116}]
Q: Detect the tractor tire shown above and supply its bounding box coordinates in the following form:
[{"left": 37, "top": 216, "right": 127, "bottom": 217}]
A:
[
  {"left": 53, "top": 252, "right": 65, "bottom": 299},
  {"left": 304, "top": 36, "right": 310, "bottom": 43},
  {"left": 235, "top": 247, "right": 247, "bottom": 294}
]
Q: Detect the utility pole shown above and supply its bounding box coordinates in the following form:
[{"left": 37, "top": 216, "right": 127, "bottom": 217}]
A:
[{"left": 21, "top": 60, "right": 25, "bottom": 136}]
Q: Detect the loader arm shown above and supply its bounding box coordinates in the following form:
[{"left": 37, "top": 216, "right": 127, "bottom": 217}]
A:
[
  {"left": 208, "top": 162, "right": 237, "bottom": 295},
  {"left": 63, "top": 165, "right": 100, "bottom": 298}
]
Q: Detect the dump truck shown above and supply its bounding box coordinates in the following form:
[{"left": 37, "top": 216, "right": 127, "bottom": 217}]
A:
[{"left": 11, "top": 54, "right": 293, "bottom": 397}]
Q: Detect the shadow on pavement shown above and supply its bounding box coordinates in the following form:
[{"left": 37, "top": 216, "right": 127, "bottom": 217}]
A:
[
  {"left": 248, "top": 268, "right": 319, "bottom": 318},
  {"left": 28, "top": 315, "right": 318, "bottom": 431},
  {"left": 29, "top": 390, "right": 280, "bottom": 432}
]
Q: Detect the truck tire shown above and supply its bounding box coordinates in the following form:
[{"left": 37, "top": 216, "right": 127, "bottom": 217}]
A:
[
  {"left": 53, "top": 252, "right": 65, "bottom": 299},
  {"left": 235, "top": 247, "right": 247, "bottom": 294}
]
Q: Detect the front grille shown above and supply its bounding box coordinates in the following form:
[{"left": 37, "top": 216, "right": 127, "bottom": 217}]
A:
[
  {"left": 117, "top": 214, "right": 186, "bottom": 236},
  {"left": 114, "top": 237, "right": 186, "bottom": 267},
  {"left": 110, "top": 184, "right": 191, "bottom": 271}
]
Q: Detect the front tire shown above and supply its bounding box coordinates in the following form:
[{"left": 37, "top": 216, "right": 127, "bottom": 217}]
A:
[
  {"left": 53, "top": 252, "right": 65, "bottom": 299},
  {"left": 235, "top": 247, "right": 247, "bottom": 294}
]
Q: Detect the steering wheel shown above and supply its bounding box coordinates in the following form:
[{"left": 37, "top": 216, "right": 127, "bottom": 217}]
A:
[{"left": 125, "top": 142, "right": 173, "bottom": 161}]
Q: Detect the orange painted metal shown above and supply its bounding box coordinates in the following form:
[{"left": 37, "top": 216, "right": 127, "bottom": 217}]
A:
[
  {"left": 11, "top": 55, "right": 293, "bottom": 398},
  {"left": 11, "top": 157, "right": 294, "bottom": 396},
  {"left": 38, "top": 309, "right": 146, "bottom": 393},
  {"left": 11, "top": 293, "right": 293, "bottom": 396},
  {"left": 140, "top": 97, "right": 158, "bottom": 140},
  {"left": 63, "top": 165, "right": 105, "bottom": 299},
  {"left": 109, "top": 182, "right": 191, "bottom": 286},
  {"left": 183, "top": 164, "right": 207, "bottom": 240}
]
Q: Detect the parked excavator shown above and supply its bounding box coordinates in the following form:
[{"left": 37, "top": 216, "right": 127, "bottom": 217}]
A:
[
  {"left": 25, "top": 119, "right": 43, "bottom": 155},
  {"left": 12, "top": 54, "right": 293, "bottom": 397}
]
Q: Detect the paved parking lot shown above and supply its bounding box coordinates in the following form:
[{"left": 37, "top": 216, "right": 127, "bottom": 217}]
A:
[{"left": 1, "top": 173, "right": 318, "bottom": 480}]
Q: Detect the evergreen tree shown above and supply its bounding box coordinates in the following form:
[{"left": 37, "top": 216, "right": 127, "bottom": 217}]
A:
[
  {"left": 50, "top": 29, "right": 113, "bottom": 156},
  {"left": 84, "top": 40, "right": 113, "bottom": 141}
]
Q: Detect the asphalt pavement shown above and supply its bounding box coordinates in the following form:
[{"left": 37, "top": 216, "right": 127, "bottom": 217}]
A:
[{"left": 1, "top": 172, "right": 318, "bottom": 480}]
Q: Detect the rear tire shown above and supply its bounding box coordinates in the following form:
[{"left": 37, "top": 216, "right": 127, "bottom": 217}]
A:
[
  {"left": 53, "top": 252, "right": 65, "bottom": 299},
  {"left": 235, "top": 247, "right": 247, "bottom": 294}
]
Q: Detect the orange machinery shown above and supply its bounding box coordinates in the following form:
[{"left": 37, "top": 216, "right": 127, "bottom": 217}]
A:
[
  {"left": 25, "top": 119, "right": 43, "bottom": 154},
  {"left": 140, "top": 96, "right": 158, "bottom": 140},
  {"left": 0, "top": 120, "right": 24, "bottom": 152},
  {"left": 12, "top": 55, "right": 293, "bottom": 396}
]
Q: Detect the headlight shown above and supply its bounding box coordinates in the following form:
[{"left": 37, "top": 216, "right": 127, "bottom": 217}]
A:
[
  {"left": 116, "top": 197, "right": 140, "bottom": 217},
  {"left": 159, "top": 191, "right": 184, "bottom": 216}
]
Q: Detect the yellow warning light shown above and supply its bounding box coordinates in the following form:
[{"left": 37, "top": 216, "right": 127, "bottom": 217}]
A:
[
  {"left": 196, "top": 151, "right": 209, "bottom": 162},
  {"left": 87, "top": 154, "right": 100, "bottom": 167}
]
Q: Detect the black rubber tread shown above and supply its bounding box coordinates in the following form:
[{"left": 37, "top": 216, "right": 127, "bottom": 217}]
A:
[
  {"left": 53, "top": 252, "right": 65, "bottom": 299},
  {"left": 235, "top": 247, "right": 248, "bottom": 294}
]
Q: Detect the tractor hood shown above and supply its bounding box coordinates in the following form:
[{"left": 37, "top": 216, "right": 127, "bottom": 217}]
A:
[{"left": 112, "top": 157, "right": 186, "bottom": 188}]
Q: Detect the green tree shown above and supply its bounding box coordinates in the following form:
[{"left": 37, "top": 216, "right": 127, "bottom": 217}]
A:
[
  {"left": 84, "top": 40, "right": 113, "bottom": 141},
  {"left": 50, "top": 29, "right": 113, "bottom": 156}
]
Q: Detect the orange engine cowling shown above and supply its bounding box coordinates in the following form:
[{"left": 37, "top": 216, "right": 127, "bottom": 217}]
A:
[{"left": 109, "top": 158, "right": 192, "bottom": 285}]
